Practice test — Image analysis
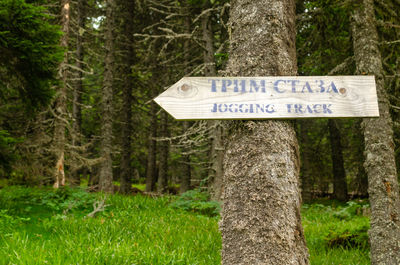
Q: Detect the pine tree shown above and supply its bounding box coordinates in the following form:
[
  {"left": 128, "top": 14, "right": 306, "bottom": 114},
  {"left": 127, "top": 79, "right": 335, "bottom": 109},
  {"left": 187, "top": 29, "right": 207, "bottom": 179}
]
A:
[
  {"left": 220, "top": 0, "right": 309, "bottom": 263},
  {"left": 99, "top": 0, "right": 116, "bottom": 193},
  {"left": 351, "top": 0, "right": 400, "bottom": 263},
  {"left": 52, "top": 0, "right": 71, "bottom": 188}
]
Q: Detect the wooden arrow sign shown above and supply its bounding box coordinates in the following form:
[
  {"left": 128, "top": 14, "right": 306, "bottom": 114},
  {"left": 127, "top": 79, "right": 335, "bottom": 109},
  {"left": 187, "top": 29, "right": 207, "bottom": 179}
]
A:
[{"left": 154, "top": 76, "right": 379, "bottom": 120}]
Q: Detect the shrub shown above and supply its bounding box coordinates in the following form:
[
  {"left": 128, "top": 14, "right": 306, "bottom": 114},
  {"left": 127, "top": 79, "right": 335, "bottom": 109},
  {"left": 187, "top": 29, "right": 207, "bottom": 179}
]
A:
[{"left": 170, "top": 189, "right": 221, "bottom": 217}]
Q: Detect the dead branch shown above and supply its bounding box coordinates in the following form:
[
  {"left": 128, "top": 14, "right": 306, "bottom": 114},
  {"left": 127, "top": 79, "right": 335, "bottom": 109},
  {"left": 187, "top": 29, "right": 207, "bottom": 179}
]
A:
[
  {"left": 328, "top": 56, "right": 354, "bottom": 75},
  {"left": 86, "top": 197, "right": 109, "bottom": 218}
]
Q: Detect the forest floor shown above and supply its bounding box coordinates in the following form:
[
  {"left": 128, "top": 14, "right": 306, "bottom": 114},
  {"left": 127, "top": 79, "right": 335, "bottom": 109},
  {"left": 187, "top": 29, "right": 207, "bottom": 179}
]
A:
[{"left": 0, "top": 186, "right": 370, "bottom": 264}]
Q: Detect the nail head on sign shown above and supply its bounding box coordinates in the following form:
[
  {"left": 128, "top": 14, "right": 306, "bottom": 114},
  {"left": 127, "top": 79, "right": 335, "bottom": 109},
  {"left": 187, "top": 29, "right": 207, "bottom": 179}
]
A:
[{"left": 339, "top": 87, "right": 346, "bottom": 94}]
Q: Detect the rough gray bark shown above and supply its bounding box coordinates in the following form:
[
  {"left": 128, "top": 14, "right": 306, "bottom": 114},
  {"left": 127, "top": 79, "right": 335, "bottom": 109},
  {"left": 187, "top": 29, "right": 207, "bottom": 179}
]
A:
[
  {"left": 220, "top": 0, "right": 309, "bottom": 264},
  {"left": 53, "top": 0, "right": 71, "bottom": 188},
  {"left": 328, "top": 119, "right": 348, "bottom": 201},
  {"left": 157, "top": 110, "right": 169, "bottom": 193},
  {"left": 99, "top": 0, "right": 115, "bottom": 193},
  {"left": 71, "top": 0, "right": 85, "bottom": 187},
  {"left": 201, "top": 6, "right": 224, "bottom": 201},
  {"left": 119, "top": 0, "right": 135, "bottom": 194},
  {"left": 299, "top": 120, "right": 313, "bottom": 203},
  {"left": 352, "top": 0, "right": 400, "bottom": 264}
]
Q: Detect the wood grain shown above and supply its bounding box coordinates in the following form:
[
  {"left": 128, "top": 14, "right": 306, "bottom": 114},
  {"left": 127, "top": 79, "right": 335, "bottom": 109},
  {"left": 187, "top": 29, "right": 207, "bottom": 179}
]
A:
[{"left": 154, "top": 76, "right": 379, "bottom": 120}]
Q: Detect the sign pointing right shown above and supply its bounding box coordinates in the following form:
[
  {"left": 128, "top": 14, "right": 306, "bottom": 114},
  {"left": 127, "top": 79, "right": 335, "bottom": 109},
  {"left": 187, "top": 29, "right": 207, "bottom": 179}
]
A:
[{"left": 154, "top": 76, "right": 379, "bottom": 120}]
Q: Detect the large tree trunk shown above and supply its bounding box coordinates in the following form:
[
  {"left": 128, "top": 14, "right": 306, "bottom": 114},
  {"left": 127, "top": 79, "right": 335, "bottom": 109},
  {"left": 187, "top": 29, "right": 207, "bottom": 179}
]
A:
[
  {"left": 119, "top": 0, "right": 135, "bottom": 194},
  {"left": 328, "top": 119, "right": 348, "bottom": 201},
  {"left": 201, "top": 6, "right": 224, "bottom": 201},
  {"left": 352, "top": 0, "right": 400, "bottom": 263},
  {"left": 219, "top": 0, "right": 309, "bottom": 264},
  {"left": 99, "top": 0, "right": 115, "bottom": 193},
  {"left": 53, "top": 0, "right": 71, "bottom": 188},
  {"left": 70, "top": 0, "right": 85, "bottom": 187}
]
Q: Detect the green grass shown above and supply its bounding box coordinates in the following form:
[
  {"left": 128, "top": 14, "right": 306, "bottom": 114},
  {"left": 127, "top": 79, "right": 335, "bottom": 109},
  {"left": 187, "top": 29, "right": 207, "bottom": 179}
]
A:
[
  {"left": 132, "top": 183, "right": 146, "bottom": 191},
  {"left": 0, "top": 186, "right": 221, "bottom": 264},
  {"left": 0, "top": 186, "right": 370, "bottom": 264},
  {"left": 302, "top": 200, "right": 370, "bottom": 265}
]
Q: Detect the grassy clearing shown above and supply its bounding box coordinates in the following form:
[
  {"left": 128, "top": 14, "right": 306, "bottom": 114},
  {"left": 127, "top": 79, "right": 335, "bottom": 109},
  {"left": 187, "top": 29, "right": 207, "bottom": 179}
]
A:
[
  {"left": 0, "top": 186, "right": 370, "bottom": 264},
  {"left": 0, "top": 187, "right": 220, "bottom": 265}
]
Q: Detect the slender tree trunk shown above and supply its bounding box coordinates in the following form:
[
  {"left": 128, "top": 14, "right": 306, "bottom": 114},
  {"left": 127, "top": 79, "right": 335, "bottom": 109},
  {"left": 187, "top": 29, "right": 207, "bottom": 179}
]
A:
[
  {"left": 119, "top": 0, "right": 135, "bottom": 194},
  {"left": 220, "top": 0, "right": 309, "bottom": 264},
  {"left": 299, "top": 120, "right": 313, "bottom": 203},
  {"left": 328, "top": 119, "right": 348, "bottom": 201},
  {"left": 352, "top": 0, "right": 400, "bottom": 263},
  {"left": 201, "top": 6, "right": 224, "bottom": 201},
  {"left": 209, "top": 123, "right": 224, "bottom": 200},
  {"left": 145, "top": 38, "right": 162, "bottom": 193},
  {"left": 53, "top": 0, "right": 71, "bottom": 188},
  {"left": 202, "top": 10, "right": 216, "bottom": 77},
  {"left": 179, "top": 10, "right": 192, "bottom": 194},
  {"left": 145, "top": 93, "right": 158, "bottom": 192},
  {"left": 180, "top": 121, "right": 191, "bottom": 193},
  {"left": 157, "top": 111, "right": 169, "bottom": 193},
  {"left": 71, "top": 0, "right": 85, "bottom": 187},
  {"left": 99, "top": 0, "right": 115, "bottom": 193},
  {"left": 354, "top": 119, "right": 368, "bottom": 197}
]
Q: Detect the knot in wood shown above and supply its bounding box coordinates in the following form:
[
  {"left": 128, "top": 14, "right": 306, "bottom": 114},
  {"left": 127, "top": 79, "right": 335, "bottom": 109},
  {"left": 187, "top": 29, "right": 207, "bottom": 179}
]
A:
[{"left": 176, "top": 83, "right": 197, "bottom": 97}]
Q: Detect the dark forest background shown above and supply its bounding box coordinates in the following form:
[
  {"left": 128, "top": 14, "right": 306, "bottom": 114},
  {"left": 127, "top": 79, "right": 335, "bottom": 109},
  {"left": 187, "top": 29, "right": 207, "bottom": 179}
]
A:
[{"left": 0, "top": 0, "right": 399, "bottom": 202}]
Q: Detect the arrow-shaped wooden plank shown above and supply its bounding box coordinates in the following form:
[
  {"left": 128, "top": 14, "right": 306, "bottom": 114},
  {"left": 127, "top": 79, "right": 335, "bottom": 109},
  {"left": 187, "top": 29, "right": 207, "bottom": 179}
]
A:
[{"left": 154, "top": 76, "right": 379, "bottom": 120}]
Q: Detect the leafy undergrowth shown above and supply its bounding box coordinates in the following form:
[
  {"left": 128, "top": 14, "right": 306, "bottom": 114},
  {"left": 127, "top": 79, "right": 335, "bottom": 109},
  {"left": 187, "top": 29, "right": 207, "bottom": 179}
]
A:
[
  {"left": 0, "top": 186, "right": 221, "bottom": 265},
  {"left": 170, "top": 189, "right": 221, "bottom": 217},
  {"left": 0, "top": 186, "right": 371, "bottom": 265},
  {"left": 302, "top": 199, "right": 370, "bottom": 265}
]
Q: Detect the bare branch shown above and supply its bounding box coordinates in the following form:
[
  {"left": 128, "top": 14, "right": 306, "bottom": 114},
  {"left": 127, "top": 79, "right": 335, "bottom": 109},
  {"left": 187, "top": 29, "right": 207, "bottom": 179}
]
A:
[{"left": 86, "top": 197, "right": 109, "bottom": 218}]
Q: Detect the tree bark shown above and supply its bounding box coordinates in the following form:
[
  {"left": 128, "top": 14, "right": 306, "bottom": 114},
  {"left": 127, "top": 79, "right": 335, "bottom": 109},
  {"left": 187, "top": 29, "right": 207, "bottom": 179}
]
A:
[
  {"left": 328, "top": 119, "right": 348, "bottom": 201},
  {"left": 99, "top": 0, "right": 115, "bottom": 193},
  {"left": 157, "top": 110, "right": 169, "bottom": 193},
  {"left": 119, "top": 0, "right": 135, "bottom": 194},
  {"left": 71, "top": 0, "right": 85, "bottom": 187},
  {"left": 352, "top": 0, "right": 400, "bottom": 263},
  {"left": 53, "top": 0, "right": 71, "bottom": 188},
  {"left": 220, "top": 0, "right": 309, "bottom": 264}
]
